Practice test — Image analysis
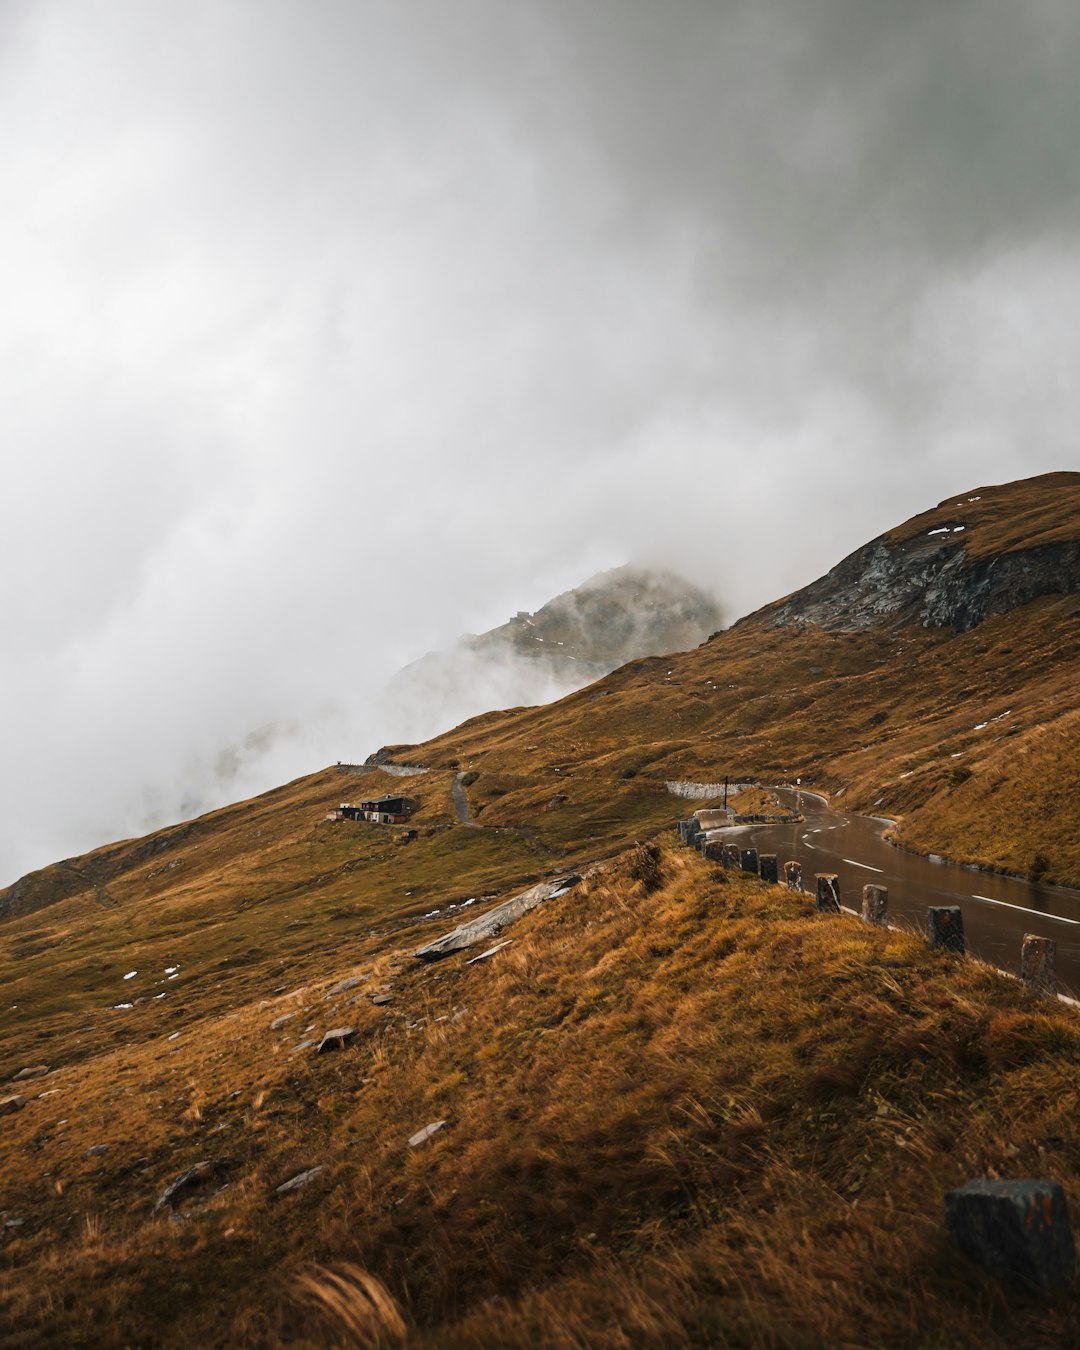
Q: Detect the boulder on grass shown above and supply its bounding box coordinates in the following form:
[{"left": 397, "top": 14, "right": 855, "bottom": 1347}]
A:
[{"left": 945, "top": 1178, "right": 1076, "bottom": 1290}]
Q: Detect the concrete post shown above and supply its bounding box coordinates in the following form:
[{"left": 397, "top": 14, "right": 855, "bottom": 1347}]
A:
[
  {"left": 1021, "top": 934, "right": 1057, "bottom": 996},
  {"left": 739, "top": 848, "right": 759, "bottom": 874},
  {"left": 759, "top": 854, "right": 778, "bottom": 884},
  {"left": 928, "top": 906, "right": 965, "bottom": 954},
  {"left": 815, "top": 874, "right": 840, "bottom": 912},
  {"left": 703, "top": 841, "right": 725, "bottom": 863},
  {"left": 862, "top": 884, "right": 888, "bottom": 927},
  {"left": 678, "top": 820, "right": 692, "bottom": 845},
  {"left": 722, "top": 843, "right": 740, "bottom": 869},
  {"left": 784, "top": 861, "right": 803, "bottom": 892}
]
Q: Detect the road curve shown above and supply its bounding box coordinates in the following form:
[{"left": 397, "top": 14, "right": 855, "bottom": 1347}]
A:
[{"left": 722, "top": 787, "right": 1080, "bottom": 994}]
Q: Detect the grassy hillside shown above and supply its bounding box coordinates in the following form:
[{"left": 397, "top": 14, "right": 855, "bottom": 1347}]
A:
[
  {"left": 4, "top": 843, "right": 1080, "bottom": 1348},
  {"left": 2, "top": 472, "right": 1079, "bottom": 1345}
]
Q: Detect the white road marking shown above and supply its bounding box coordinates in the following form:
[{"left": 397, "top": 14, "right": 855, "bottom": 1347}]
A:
[
  {"left": 970, "top": 895, "right": 1080, "bottom": 926},
  {"left": 842, "top": 858, "right": 884, "bottom": 873}
]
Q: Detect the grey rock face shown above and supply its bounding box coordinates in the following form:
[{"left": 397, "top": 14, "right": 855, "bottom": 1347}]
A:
[
  {"left": 766, "top": 533, "right": 1080, "bottom": 636},
  {"left": 946, "top": 1178, "right": 1076, "bottom": 1289}
]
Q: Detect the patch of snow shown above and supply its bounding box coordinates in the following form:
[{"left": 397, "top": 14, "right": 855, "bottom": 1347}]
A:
[
  {"left": 123, "top": 970, "right": 138, "bottom": 980},
  {"left": 168, "top": 973, "right": 179, "bottom": 980},
  {"left": 164, "top": 966, "right": 179, "bottom": 975},
  {"left": 167, "top": 1032, "right": 181, "bottom": 1042},
  {"left": 461, "top": 898, "right": 476, "bottom": 908},
  {"left": 927, "top": 527, "right": 950, "bottom": 536},
  {"left": 974, "top": 722, "right": 988, "bottom": 731},
  {"left": 113, "top": 1003, "right": 134, "bottom": 1010},
  {"left": 968, "top": 496, "right": 981, "bottom": 502},
  {"left": 952, "top": 525, "right": 966, "bottom": 532},
  {"left": 951, "top": 753, "right": 964, "bottom": 758}
]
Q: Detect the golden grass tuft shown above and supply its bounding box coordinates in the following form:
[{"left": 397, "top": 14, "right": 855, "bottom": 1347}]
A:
[{"left": 296, "top": 1263, "right": 408, "bottom": 1346}]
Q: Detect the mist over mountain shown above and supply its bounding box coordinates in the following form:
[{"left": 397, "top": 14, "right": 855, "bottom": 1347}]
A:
[{"left": 383, "top": 565, "right": 725, "bottom": 743}]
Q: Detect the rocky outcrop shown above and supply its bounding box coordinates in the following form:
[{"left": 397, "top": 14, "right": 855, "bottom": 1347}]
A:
[
  {"left": 765, "top": 534, "right": 1080, "bottom": 635},
  {"left": 414, "top": 875, "right": 581, "bottom": 961}
]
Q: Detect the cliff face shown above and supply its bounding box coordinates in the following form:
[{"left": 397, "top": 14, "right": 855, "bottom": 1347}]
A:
[
  {"left": 767, "top": 533, "right": 1080, "bottom": 634},
  {"left": 764, "top": 473, "right": 1080, "bottom": 634}
]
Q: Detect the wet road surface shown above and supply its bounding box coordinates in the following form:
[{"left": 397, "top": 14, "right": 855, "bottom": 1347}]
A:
[{"left": 720, "top": 788, "right": 1080, "bottom": 996}]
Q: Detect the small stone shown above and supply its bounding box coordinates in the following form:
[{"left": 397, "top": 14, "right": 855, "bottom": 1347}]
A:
[
  {"left": 290, "top": 1039, "right": 318, "bottom": 1054},
  {"left": 153, "top": 1160, "right": 213, "bottom": 1213},
  {"left": 0, "top": 1096, "right": 27, "bottom": 1116},
  {"left": 945, "top": 1178, "right": 1076, "bottom": 1289},
  {"left": 408, "top": 1120, "right": 447, "bottom": 1148},
  {"left": 928, "top": 906, "right": 965, "bottom": 954},
  {"left": 12, "top": 1065, "right": 49, "bottom": 1083},
  {"left": 371, "top": 993, "right": 394, "bottom": 1007},
  {"left": 466, "top": 940, "right": 512, "bottom": 965},
  {"left": 270, "top": 1012, "right": 298, "bottom": 1030},
  {"left": 275, "top": 1166, "right": 325, "bottom": 1194},
  {"left": 317, "top": 1026, "right": 357, "bottom": 1054},
  {"left": 84, "top": 1144, "right": 110, "bottom": 1158},
  {"left": 326, "top": 976, "right": 365, "bottom": 996}
]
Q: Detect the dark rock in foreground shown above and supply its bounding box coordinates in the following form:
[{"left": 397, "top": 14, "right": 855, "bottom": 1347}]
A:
[{"left": 946, "top": 1178, "right": 1076, "bottom": 1289}]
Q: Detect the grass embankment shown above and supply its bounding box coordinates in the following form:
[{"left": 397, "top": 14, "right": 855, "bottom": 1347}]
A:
[{"left": 3, "top": 844, "right": 1080, "bottom": 1347}]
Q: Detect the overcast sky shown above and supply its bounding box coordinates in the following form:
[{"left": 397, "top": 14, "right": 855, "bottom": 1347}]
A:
[{"left": 1, "top": 0, "right": 1078, "bottom": 884}]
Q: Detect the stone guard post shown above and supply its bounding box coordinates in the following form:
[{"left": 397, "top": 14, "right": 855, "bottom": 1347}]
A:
[
  {"left": 862, "top": 884, "right": 888, "bottom": 926},
  {"left": 815, "top": 874, "right": 840, "bottom": 913}
]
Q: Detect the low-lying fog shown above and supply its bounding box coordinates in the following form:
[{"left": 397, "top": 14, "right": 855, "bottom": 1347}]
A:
[{"left": 2, "top": 0, "right": 1076, "bottom": 884}]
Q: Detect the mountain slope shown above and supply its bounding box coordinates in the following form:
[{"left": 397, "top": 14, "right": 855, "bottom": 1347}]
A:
[
  {"left": 2, "top": 472, "right": 1079, "bottom": 1347},
  {"left": 384, "top": 564, "right": 725, "bottom": 742}
]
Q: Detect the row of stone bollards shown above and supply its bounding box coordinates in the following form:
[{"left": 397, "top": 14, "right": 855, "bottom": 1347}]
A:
[
  {"left": 680, "top": 819, "right": 1060, "bottom": 997},
  {"left": 678, "top": 815, "right": 1075, "bottom": 1290}
]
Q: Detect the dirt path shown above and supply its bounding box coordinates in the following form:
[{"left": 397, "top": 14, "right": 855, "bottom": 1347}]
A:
[{"left": 451, "top": 772, "right": 480, "bottom": 827}]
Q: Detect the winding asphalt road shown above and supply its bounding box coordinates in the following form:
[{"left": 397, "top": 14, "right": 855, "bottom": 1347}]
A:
[{"left": 724, "top": 787, "right": 1080, "bottom": 994}]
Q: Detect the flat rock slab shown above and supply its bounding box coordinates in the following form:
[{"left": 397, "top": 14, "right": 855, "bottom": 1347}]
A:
[
  {"left": 154, "top": 1160, "right": 213, "bottom": 1213},
  {"left": 414, "top": 874, "right": 582, "bottom": 962},
  {"left": 317, "top": 1027, "right": 357, "bottom": 1054},
  {"left": 276, "top": 1166, "right": 325, "bottom": 1195},
  {"left": 12, "top": 1065, "right": 50, "bottom": 1083},
  {"left": 0, "top": 1095, "right": 27, "bottom": 1116},
  {"left": 946, "top": 1178, "right": 1076, "bottom": 1289},
  {"left": 327, "top": 976, "right": 365, "bottom": 996},
  {"left": 409, "top": 1120, "right": 448, "bottom": 1148},
  {"left": 466, "top": 940, "right": 513, "bottom": 965},
  {"left": 270, "top": 1012, "right": 298, "bottom": 1030}
]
